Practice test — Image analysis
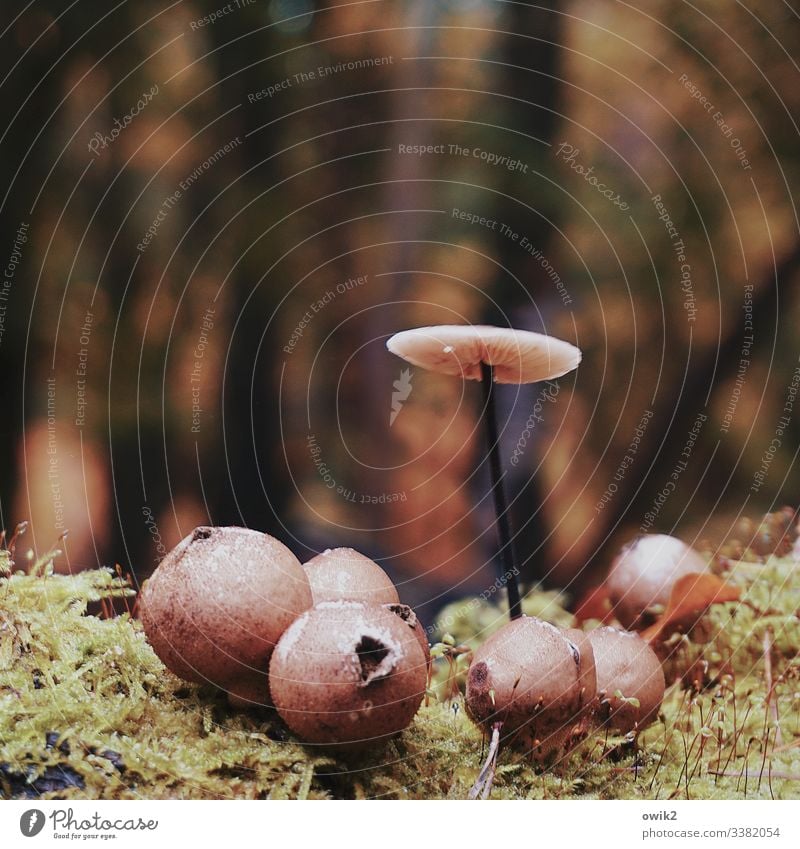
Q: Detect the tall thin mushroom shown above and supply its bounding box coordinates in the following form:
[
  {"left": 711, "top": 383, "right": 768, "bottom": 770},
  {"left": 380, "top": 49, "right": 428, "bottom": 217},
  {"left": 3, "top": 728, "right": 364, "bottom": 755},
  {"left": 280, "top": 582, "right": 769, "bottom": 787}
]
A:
[{"left": 387, "top": 325, "right": 581, "bottom": 619}]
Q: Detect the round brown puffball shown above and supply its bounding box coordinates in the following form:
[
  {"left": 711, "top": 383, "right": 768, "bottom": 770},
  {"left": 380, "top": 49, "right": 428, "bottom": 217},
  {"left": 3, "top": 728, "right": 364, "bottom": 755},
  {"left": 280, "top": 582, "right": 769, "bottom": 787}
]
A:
[
  {"left": 606, "top": 534, "right": 708, "bottom": 630},
  {"left": 269, "top": 601, "right": 427, "bottom": 747},
  {"left": 465, "top": 616, "right": 597, "bottom": 762},
  {"left": 139, "top": 526, "right": 312, "bottom": 706},
  {"left": 561, "top": 627, "right": 598, "bottom": 714},
  {"left": 302, "top": 547, "right": 399, "bottom": 606},
  {"left": 587, "top": 626, "right": 665, "bottom": 733},
  {"left": 385, "top": 603, "right": 431, "bottom": 668}
]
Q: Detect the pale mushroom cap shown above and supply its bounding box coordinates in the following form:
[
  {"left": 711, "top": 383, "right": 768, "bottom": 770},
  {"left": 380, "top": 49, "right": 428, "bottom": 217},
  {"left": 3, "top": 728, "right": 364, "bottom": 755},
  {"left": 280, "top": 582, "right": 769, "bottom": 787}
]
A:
[
  {"left": 606, "top": 534, "right": 708, "bottom": 630},
  {"left": 386, "top": 325, "right": 581, "bottom": 384},
  {"left": 303, "top": 547, "right": 399, "bottom": 606}
]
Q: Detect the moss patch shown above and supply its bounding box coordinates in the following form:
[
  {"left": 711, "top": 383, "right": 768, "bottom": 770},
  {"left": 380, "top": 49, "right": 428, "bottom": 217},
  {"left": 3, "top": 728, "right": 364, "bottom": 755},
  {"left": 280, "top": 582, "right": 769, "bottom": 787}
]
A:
[{"left": 1, "top": 556, "right": 799, "bottom": 799}]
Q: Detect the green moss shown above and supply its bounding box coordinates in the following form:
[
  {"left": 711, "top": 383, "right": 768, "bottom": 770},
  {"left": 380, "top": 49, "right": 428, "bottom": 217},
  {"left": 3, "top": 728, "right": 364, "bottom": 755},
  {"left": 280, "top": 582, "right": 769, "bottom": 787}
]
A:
[
  {"left": 1, "top": 557, "right": 798, "bottom": 799},
  {"left": 433, "top": 587, "right": 575, "bottom": 650}
]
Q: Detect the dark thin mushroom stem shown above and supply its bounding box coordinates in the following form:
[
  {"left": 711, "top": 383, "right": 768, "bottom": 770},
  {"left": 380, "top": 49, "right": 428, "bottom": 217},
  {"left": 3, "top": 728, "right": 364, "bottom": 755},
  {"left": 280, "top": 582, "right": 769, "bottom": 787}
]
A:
[{"left": 480, "top": 361, "right": 522, "bottom": 620}]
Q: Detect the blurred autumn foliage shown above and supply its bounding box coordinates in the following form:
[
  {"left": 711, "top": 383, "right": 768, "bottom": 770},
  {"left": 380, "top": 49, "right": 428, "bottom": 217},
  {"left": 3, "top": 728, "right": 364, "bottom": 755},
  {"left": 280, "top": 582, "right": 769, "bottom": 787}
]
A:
[{"left": 1, "top": 1, "right": 799, "bottom": 616}]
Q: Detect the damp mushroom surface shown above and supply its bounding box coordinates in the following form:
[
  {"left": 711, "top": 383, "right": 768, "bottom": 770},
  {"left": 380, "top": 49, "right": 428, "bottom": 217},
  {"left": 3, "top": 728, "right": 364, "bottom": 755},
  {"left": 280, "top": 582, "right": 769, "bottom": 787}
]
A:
[
  {"left": 387, "top": 325, "right": 581, "bottom": 619},
  {"left": 464, "top": 615, "right": 598, "bottom": 797},
  {"left": 465, "top": 617, "right": 597, "bottom": 755}
]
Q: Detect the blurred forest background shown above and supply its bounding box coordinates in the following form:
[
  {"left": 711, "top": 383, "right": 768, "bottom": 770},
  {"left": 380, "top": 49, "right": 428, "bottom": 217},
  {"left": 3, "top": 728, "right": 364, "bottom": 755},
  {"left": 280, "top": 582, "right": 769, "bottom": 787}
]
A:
[{"left": 1, "top": 0, "right": 799, "bottom": 620}]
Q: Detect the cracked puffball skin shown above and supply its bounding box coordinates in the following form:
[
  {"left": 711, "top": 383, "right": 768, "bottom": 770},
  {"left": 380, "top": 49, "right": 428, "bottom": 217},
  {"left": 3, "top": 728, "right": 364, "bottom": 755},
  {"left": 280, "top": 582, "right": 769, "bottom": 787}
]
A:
[
  {"left": 139, "top": 526, "right": 312, "bottom": 706},
  {"left": 385, "top": 602, "right": 431, "bottom": 668},
  {"left": 269, "top": 601, "right": 428, "bottom": 747},
  {"left": 465, "top": 616, "right": 597, "bottom": 762}
]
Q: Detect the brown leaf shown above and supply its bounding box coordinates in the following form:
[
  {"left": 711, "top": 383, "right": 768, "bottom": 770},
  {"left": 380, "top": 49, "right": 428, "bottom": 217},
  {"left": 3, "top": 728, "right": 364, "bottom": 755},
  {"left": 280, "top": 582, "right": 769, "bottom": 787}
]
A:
[{"left": 642, "top": 572, "right": 740, "bottom": 643}]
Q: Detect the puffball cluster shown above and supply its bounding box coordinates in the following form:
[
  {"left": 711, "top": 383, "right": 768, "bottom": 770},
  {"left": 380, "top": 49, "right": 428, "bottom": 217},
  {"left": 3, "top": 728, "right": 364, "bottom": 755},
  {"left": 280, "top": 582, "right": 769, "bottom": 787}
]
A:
[
  {"left": 140, "top": 528, "right": 428, "bottom": 748},
  {"left": 464, "top": 533, "right": 715, "bottom": 760},
  {"left": 465, "top": 533, "right": 715, "bottom": 759},
  {"left": 465, "top": 617, "right": 665, "bottom": 761}
]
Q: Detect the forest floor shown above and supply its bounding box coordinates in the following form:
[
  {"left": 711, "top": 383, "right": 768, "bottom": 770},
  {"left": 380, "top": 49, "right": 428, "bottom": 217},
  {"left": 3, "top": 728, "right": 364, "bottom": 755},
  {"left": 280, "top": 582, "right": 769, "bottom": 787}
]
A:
[{"left": 1, "top": 547, "right": 798, "bottom": 800}]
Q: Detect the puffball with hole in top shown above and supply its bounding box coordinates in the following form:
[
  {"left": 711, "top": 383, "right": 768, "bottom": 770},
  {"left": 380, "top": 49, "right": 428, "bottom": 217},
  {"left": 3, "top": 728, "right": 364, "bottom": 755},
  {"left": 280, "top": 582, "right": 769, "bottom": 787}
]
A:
[
  {"left": 139, "top": 526, "right": 312, "bottom": 707},
  {"left": 269, "top": 601, "right": 428, "bottom": 747},
  {"left": 302, "top": 547, "right": 431, "bottom": 666}
]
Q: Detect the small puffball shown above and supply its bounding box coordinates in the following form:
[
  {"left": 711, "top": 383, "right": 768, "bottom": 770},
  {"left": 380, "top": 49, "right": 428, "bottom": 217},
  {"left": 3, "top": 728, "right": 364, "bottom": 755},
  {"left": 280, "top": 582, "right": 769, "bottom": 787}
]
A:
[
  {"left": 587, "top": 626, "right": 665, "bottom": 733},
  {"left": 270, "top": 602, "right": 427, "bottom": 747},
  {"left": 606, "top": 534, "right": 708, "bottom": 630},
  {"left": 139, "top": 526, "right": 312, "bottom": 706},
  {"left": 303, "top": 547, "right": 399, "bottom": 606},
  {"left": 385, "top": 602, "right": 431, "bottom": 668},
  {"left": 465, "top": 616, "right": 597, "bottom": 762}
]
